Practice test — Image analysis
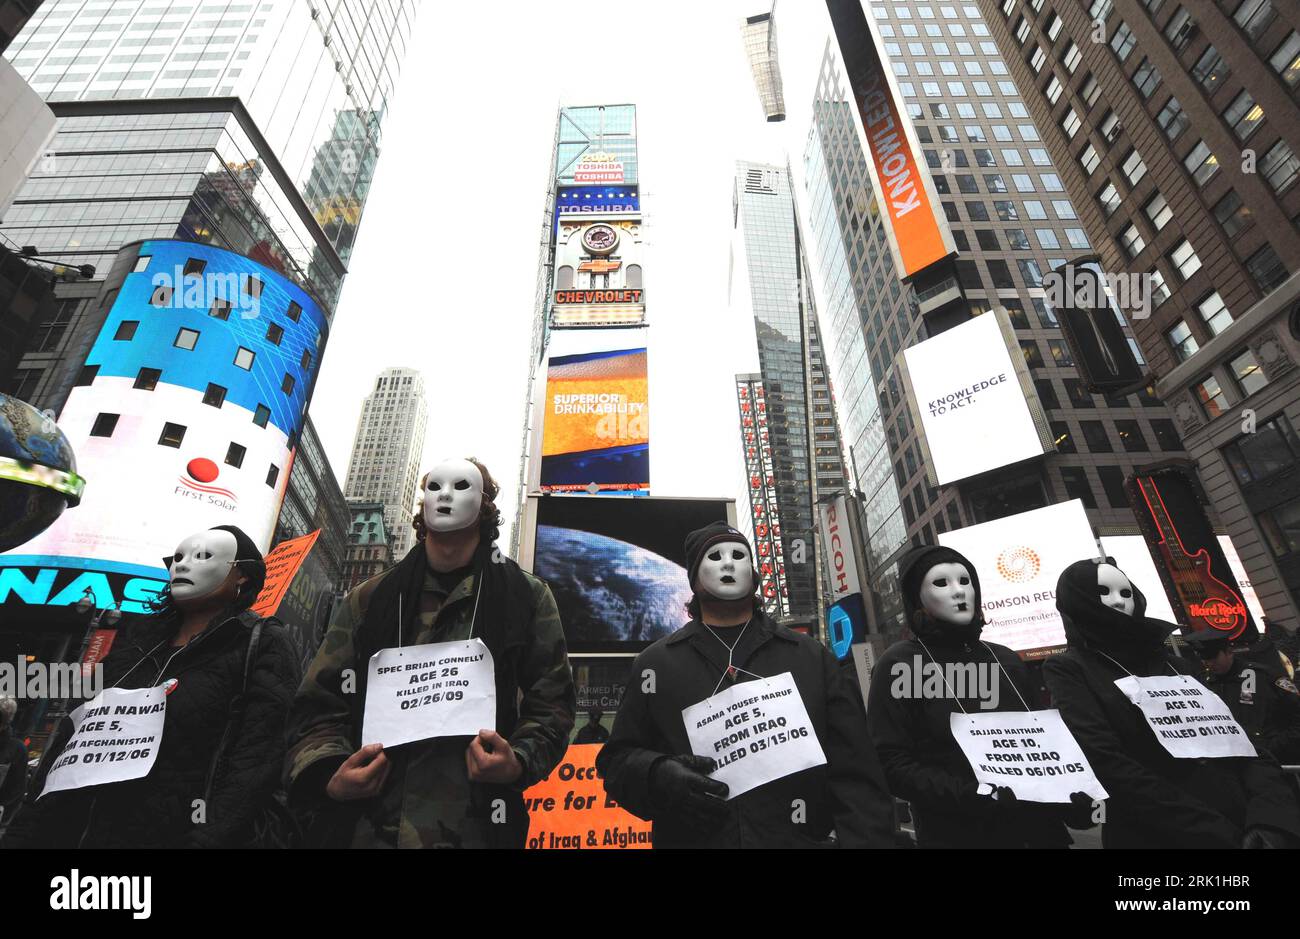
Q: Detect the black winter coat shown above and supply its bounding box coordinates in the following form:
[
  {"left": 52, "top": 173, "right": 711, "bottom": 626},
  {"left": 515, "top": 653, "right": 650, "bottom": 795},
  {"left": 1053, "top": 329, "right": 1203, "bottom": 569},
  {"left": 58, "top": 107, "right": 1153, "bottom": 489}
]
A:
[
  {"left": 1203, "top": 654, "right": 1300, "bottom": 765},
  {"left": 596, "top": 614, "right": 896, "bottom": 848},
  {"left": 1045, "top": 557, "right": 1300, "bottom": 849},
  {"left": 1, "top": 610, "right": 299, "bottom": 849},
  {"left": 0, "top": 727, "right": 28, "bottom": 818},
  {"left": 867, "top": 634, "right": 1073, "bottom": 848}
]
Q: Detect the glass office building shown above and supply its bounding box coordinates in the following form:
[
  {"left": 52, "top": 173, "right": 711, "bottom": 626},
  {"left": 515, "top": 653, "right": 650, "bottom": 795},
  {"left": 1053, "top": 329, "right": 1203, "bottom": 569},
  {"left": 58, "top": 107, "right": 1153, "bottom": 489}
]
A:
[{"left": 732, "top": 160, "right": 849, "bottom": 627}]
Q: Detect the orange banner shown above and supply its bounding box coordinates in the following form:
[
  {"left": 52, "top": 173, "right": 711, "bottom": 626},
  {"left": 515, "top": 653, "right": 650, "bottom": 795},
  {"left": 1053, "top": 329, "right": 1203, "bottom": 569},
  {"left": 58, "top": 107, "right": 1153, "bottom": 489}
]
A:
[
  {"left": 250, "top": 529, "right": 320, "bottom": 617},
  {"left": 524, "top": 744, "right": 652, "bottom": 849}
]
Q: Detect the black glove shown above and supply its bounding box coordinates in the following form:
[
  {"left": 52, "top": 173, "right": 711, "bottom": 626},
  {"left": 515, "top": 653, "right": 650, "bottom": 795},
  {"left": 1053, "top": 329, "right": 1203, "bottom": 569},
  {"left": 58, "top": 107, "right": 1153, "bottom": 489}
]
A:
[
  {"left": 1242, "top": 826, "right": 1293, "bottom": 849},
  {"left": 1065, "top": 791, "right": 1099, "bottom": 830},
  {"left": 989, "top": 785, "right": 1019, "bottom": 815},
  {"left": 648, "top": 755, "right": 730, "bottom": 828}
]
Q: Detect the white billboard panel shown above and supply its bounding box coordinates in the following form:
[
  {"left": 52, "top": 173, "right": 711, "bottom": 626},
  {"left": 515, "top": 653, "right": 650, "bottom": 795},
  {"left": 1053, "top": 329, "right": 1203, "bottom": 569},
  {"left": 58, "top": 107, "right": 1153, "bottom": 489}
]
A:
[
  {"left": 902, "top": 311, "right": 1048, "bottom": 485},
  {"left": 819, "top": 493, "right": 861, "bottom": 601},
  {"left": 938, "top": 499, "right": 1098, "bottom": 654}
]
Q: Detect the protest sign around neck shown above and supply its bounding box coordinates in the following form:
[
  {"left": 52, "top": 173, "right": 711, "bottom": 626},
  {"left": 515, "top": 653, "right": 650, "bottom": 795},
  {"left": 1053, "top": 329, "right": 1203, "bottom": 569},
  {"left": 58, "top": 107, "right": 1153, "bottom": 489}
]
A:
[
  {"left": 950, "top": 709, "right": 1108, "bottom": 803},
  {"left": 1114, "top": 675, "right": 1257, "bottom": 759},
  {"left": 41, "top": 686, "right": 167, "bottom": 798},
  {"left": 363, "top": 638, "right": 496, "bottom": 747}
]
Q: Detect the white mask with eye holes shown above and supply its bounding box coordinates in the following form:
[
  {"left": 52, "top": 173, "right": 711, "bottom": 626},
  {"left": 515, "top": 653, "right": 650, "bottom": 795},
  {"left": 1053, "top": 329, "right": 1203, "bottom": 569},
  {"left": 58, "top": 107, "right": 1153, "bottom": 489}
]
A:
[
  {"left": 168, "top": 529, "right": 238, "bottom": 604},
  {"left": 421, "top": 458, "right": 484, "bottom": 533},
  {"left": 918, "top": 562, "right": 976, "bottom": 626},
  {"left": 696, "top": 541, "right": 754, "bottom": 601},
  {"left": 1096, "top": 563, "right": 1136, "bottom": 616}
]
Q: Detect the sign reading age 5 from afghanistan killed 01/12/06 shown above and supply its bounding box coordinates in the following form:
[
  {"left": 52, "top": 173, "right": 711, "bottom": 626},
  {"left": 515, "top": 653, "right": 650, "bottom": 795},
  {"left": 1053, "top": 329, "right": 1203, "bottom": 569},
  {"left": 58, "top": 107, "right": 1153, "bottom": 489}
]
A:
[
  {"left": 682, "top": 672, "right": 827, "bottom": 799},
  {"left": 40, "top": 686, "right": 167, "bottom": 798}
]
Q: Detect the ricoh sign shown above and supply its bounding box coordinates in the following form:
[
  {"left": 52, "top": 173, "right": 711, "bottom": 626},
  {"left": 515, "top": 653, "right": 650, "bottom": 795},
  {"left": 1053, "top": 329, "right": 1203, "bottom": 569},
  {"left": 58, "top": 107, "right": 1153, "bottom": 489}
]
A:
[{"left": 818, "top": 494, "right": 860, "bottom": 601}]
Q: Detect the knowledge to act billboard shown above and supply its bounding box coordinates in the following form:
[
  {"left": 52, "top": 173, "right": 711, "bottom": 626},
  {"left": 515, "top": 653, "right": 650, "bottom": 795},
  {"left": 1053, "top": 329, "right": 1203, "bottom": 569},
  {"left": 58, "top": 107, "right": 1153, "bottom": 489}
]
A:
[{"left": 901, "top": 309, "right": 1050, "bottom": 486}]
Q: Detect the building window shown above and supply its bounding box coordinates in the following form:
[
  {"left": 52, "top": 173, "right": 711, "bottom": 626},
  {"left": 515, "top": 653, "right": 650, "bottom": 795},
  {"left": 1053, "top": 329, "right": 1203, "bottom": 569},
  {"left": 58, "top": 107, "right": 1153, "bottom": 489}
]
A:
[
  {"left": 1098, "top": 466, "right": 1130, "bottom": 508},
  {"left": 1257, "top": 500, "right": 1300, "bottom": 558},
  {"left": 90, "top": 413, "right": 119, "bottom": 437},
  {"left": 286, "top": 301, "right": 302, "bottom": 323},
  {"left": 266, "top": 323, "right": 283, "bottom": 345},
  {"left": 1051, "top": 420, "right": 1075, "bottom": 452},
  {"left": 1144, "top": 193, "right": 1172, "bottom": 231},
  {"left": 114, "top": 320, "right": 139, "bottom": 341},
  {"left": 1150, "top": 418, "right": 1183, "bottom": 452},
  {"left": 1225, "top": 414, "right": 1298, "bottom": 485},
  {"left": 1110, "top": 22, "right": 1137, "bottom": 62},
  {"left": 1246, "top": 245, "right": 1289, "bottom": 293},
  {"left": 300, "top": 350, "right": 312, "bottom": 370},
  {"left": 1098, "top": 182, "right": 1121, "bottom": 216},
  {"left": 1099, "top": 111, "right": 1121, "bottom": 142},
  {"left": 1081, "top": 75, "right": 1102, "bottom": 107},
  {"left": 1081, "top": 420, "right": 1114, "bottom": 451},
  {"left": 134, "top": 367, "right": 161, "bottom": 390},
  {"left": 1167, "top": 320, "right": 1200, "bottom": 361},
  {"left": 1197, "top": 292, "right": 1233, "bottom": 335},
  {"left": 1169, "top": 239, "right": 1202, "bottom": 281},
  {"left": 234, "top": 347, "right": 255, "bottom": 370},
  {"left": 1191, "top": 45, "right": 1230, "bottom": 94},
  {"left": 1150, "top": 268, "right": 1171, "bottom": 306},
  {"left": 1046, "top": 75, "right": 1063, "bottom": 104},
  {"left": 225, "top": 442, "right": 246, "bottom": 468},
  {"left": 1260, "top": 140, "right": 1300, "bottom": 194},
  {"left": 1081, "top": 143, "right": 1103, "bottom": 174},
  {"left": 1020, "top": 340, "right": 1044, "bottom": 368},
  {"left": 74, "top": 364, "right": 98, "bottom": 387},
  {"left": 1132, "top": 58, "right": 1161, "bottom": 98},
  {"left": 244, "top": 274, "right": 263, "bottom": 300},
  {"left": 1164, "top": 6, "right": 1195, "bottom": 51},
  {"left": 1060, "top": 466, "right": 1097, "bottom": 508},
  {"left": 281, "top": 373, "right": 296, "bottom": 395},
  {"left": 1156, "top": 96, "right": 1188, "bottom": 141},
  {"left": 1229, "top": 349, "right": 1268, "bottom": 396},
  {"left": 254, "top": 403, "right": 271, "bottom": 428},
  {"left": 183, "top": 257, "right": 206, "bottom": 277},
  {"left": 1224, "top": 91, "right": 1264, "bottom": 141},
  {"left": 1063, "top": 41, "right": 1082, "bottom": 73},
  {"left": 1270, "top": 31, "right": 1300, "bottom": 87},
  {"left": 174, "top": 327, "right": 199, "bottom": 351},
  {"left": 1184, "top": 140, "right": 1219, "bottom": 184},
  {"left": 1121, "top": 149, "right": 1146, "bottom": 186},
  {"left": 1062, "top": 109, "right": 1081, "bottom": 139},
  {"left": 203, "top": 383, "right": 227, "bottom": 408},
  {"left": 1213, "top": 190, "right": 1252, "bottom": 237},
  {"left": 1233, "top": 0, "right": 1276, "bottom": 41},
  {"left": 1047, "top": 339, "right": 1073, "bottom": 366},
  {"left": 210, "top": 297, "right": 231, "bottom": 320},
  {"left": 159, "top": 422, "right": 187, "bottom": 448},
  {"left": 1195, "top": 375, "right": 1228, "bottom": 418},
  {"left": 1064, "top": 379, "right": 1094, "bottom": 408},
  {"left": 1115, "top": 420, "right": 1149, "bottom": 452},
  {"left": 266, "top": 464, "right": 280, "bottom": 488},
  {"left": 1119, "top": 224, "right": 1146, "bottom": 258},
  {"left": 133, "top": 255, "right": 151, "bottom": 273}
]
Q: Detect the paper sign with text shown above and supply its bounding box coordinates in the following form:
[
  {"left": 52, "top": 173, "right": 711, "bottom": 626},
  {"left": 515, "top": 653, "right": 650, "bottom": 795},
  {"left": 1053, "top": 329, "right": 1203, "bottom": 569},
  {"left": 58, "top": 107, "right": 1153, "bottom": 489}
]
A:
[
  {"left": 524, "top": 744, "right": 652, "bottom": 849},
  {"left": 1114, "top": 675, "right": 1256, "bottom": 759},
  {"left": 682, "top": 672, "right": 826, "bottom": 799},
  {"left": 950, "top": 709, "right": 1108, "bottom": 803},
  {"left": 362, "top": 639, "right": 496, "bottom": 747},
  {"left": 250, "top": 529, "right": 320, "bottom": 617},
  {"left": 41, "top": 686, "right": 166, "bottom": 798}
]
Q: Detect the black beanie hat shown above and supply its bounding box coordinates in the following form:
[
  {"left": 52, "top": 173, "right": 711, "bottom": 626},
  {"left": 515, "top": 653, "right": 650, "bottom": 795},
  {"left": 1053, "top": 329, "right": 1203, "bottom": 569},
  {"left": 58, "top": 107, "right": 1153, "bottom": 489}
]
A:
[
  {"left": 209, "top": 524, "right": 266, "bottom": 608},
  {"left": 684, "top": 521, "right": 754, "bottom": 591}
]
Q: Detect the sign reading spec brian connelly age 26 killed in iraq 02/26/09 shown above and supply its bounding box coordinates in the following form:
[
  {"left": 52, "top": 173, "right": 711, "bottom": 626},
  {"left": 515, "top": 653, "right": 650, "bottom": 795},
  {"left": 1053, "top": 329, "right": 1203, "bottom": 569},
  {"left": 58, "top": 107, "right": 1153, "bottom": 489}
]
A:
[
  {"left": 363, "top": 639, "right": 497, "bottom": 748},
  {"left": 682, "top": 672, "right": 826, "bottom": 799},
  {"left": 40, "top": 686, "right": 167, "bottom": 798},
  {"left": 1114, "top": 675, "right": 1257, "bottom": 759},
  {"left": 950, "top": 709, "right": 1108, "bottom": 803}
]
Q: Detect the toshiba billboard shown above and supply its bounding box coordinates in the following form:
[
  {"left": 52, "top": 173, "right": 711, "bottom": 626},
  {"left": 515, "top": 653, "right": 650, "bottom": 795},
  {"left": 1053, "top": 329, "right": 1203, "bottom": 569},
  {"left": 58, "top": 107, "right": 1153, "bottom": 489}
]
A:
[{"left": 826, "top": 0, "right": 955, "bottom": 279}]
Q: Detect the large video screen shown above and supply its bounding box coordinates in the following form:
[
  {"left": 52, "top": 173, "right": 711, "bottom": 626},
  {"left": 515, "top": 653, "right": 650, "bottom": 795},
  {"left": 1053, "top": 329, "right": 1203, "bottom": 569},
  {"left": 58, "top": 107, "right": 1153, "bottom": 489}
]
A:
[
  {"left": 540, "top": 347, "right": 649, "bottom": 493},
  {"left": 531, "top": 496, "right": 731, "bottom": 651},
  {"left": 902, "top": 310, "right": 1048, "bottom": 485}
]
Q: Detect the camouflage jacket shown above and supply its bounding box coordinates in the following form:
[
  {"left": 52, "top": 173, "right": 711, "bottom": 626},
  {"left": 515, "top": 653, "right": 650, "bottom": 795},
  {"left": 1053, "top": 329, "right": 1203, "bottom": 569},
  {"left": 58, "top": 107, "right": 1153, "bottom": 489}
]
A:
[{"left": 284, "top": 561, "right": 575, "bottom": 848}]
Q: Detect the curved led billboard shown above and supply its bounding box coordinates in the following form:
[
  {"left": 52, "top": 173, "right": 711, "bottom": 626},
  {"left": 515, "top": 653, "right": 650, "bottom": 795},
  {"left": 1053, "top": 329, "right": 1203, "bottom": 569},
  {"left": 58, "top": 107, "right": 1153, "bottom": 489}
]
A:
[{"left": 1, "top": 239, "right": 327, "bottom": 616}]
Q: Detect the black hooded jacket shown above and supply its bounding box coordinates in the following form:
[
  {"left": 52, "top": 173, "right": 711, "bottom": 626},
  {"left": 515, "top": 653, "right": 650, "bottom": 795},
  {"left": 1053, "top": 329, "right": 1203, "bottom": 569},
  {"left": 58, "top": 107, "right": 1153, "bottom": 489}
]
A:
[
  {"left": 1, "top": 608, "right": 300, "bottom": 849},
  {"left": 866, "top": 545, "right": 1072, "bottom": 848},
  {"left": 1043, "top": 558, "right": 1300, "bottom": 848}
]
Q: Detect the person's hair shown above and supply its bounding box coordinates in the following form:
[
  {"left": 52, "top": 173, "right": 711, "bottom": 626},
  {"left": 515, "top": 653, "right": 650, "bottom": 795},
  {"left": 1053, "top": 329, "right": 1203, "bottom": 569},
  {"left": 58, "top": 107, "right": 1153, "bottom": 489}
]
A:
[
  {"left": 0, "top": 696, "right": 16, "bottom": 727},
  {"left": 412, "top": 457, "right": 502, "bottom": 545}
]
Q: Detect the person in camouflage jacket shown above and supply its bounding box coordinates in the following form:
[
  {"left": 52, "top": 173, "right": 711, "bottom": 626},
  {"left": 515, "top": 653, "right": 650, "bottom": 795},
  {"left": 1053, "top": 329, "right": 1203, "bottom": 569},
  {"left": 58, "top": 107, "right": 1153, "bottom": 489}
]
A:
[{"left": 285, "top": 458, "right": 575, "bottom": 848}]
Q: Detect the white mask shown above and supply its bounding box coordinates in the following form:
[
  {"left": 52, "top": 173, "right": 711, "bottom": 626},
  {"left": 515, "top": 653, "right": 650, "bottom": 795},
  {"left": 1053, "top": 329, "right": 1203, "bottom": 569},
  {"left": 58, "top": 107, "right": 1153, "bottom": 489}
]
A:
[
  {"left": 168, "top": 529, "right": 238, "bottom": 604},
  {"left": 1096, "top": 563, "right": 1135, "bottom": 616},
  {"left": 696, "top": 540, "right": 754, "bottom": 601},
  {"left": 919, "top": 561, "right": 975, "bottom": 626},
  {"left": 421, "top": 458, "right": 484, "bottom": 533}
]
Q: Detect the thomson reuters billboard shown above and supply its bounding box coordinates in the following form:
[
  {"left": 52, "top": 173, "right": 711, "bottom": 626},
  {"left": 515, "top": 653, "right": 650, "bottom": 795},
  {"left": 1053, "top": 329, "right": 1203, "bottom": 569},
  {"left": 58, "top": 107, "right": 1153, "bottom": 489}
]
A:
[
  {"left": 826, "top": 0, "right": 955, "bottom": 279},
  {"left": 900, "top": 309, "right": 1050, "bottom": 486},
  {"left": 939, "top": 499, "right": 1099, "bottom": 655}
]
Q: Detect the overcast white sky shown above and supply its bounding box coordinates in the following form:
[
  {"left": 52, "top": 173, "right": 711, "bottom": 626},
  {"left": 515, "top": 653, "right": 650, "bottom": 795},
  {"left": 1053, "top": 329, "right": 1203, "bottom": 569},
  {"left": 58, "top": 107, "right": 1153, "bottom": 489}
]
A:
[{"left": 311, "top": 1, "right": 844, "bottom": 546}]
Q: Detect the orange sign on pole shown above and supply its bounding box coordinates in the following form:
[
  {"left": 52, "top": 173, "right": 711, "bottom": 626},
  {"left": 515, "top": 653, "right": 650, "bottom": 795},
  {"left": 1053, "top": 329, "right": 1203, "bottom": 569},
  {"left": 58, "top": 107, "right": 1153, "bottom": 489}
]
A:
[
  {"left": 250, "top": 529, "right": 320, "bottom": 617},
  {"left": 524, "top": 744, "right": 653, "bottom": 849}
]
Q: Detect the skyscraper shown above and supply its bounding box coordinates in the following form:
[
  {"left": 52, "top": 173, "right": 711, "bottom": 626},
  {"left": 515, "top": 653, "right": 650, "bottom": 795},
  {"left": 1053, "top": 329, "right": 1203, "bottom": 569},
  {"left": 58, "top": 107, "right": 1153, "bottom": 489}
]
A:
[
  {"left": 976, "top": 0, "right": 1300, "bottom": 628},
  {"left": 732, "top": 160, "right": 850, "bottom": 630},
  {"left": 804, "top": 15, "right": 1186, "bottom": 633},
  {"left": 344, "top": 367, "right": 427, "bottom": 559}
]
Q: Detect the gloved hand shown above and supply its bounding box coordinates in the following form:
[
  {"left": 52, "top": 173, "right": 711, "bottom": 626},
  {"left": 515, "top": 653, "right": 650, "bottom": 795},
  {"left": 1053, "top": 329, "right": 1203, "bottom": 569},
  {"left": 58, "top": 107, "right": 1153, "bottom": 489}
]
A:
[
  {"left": 1065, "top": 791, "right": 1099, "bottom": 829},
  {"left": 1242, "top": 826, "right": 1293, "bottom": 849},
  {"left": 990, "top": 785, "right": 1019, "bottom": 815},
  {"left": 648, "top": 755, "right": 730, "bottom": 828}
]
